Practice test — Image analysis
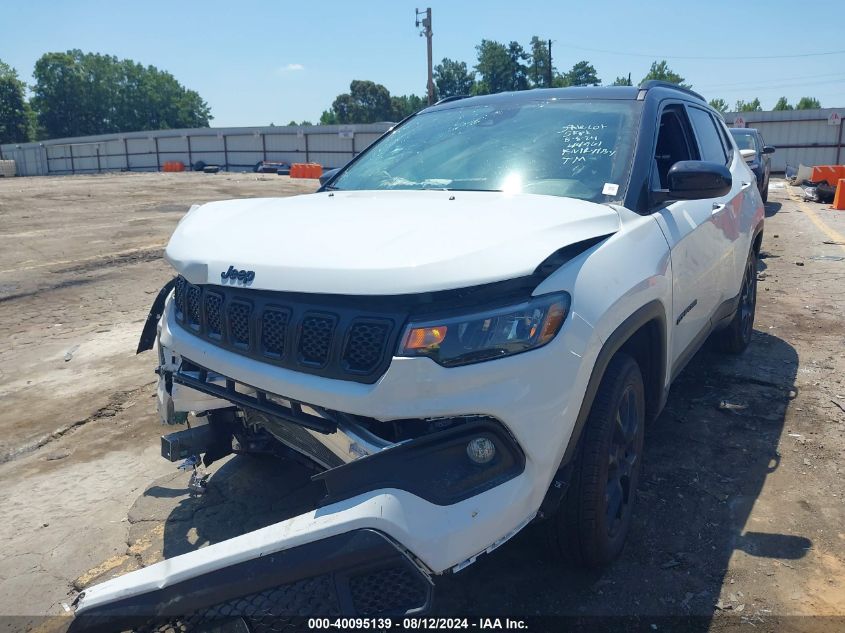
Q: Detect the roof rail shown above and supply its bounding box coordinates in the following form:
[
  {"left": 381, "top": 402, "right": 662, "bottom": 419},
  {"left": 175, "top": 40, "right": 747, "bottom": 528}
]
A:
[
  {"left": 433, "top": 94, "right": 470, "bottom": 106},
  {"left": 638, "top": 80, "right": 706, "bottom": 102}
]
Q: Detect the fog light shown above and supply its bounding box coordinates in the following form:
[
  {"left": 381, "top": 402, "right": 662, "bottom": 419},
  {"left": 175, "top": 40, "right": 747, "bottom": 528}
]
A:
[{"left": 466, "top": 437, "right": 496, "bottom": 465}]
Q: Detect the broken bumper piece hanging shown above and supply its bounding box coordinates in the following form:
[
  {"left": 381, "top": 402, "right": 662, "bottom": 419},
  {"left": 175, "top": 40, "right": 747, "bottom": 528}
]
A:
[{"left": 69, "top": 529, "right": 432, "bottom": 632}]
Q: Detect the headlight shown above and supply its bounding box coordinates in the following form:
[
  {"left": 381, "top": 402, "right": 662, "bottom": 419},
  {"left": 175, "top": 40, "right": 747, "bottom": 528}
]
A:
[{"left": 397, "top": 292, "right": 570, "bottom": 367}]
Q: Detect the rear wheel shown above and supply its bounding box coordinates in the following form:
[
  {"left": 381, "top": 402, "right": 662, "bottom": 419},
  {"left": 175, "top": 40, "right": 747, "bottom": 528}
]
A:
[
  {"left": 548, "top": 353, "right": 645, "bottom": 567},
  {"left": 717, "top": 250, "right": 757, "bottom": 354}
]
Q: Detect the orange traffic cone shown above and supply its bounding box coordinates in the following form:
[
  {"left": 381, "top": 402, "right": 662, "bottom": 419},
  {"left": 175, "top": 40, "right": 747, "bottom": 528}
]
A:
[{"left": 832, "top": 178, "right": 845, "bottom": 211}]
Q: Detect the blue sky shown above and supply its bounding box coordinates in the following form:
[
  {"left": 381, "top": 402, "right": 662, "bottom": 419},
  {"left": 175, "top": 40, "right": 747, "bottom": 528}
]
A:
[{"left": 3, "top": 0, "right": 844, "bottom": 126}]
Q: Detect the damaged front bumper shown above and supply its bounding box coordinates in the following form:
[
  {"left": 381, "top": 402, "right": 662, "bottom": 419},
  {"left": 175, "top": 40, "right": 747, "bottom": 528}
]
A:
[
  {"left": 69, "top": 529, "right": 433, "bottom": 632},
  {"left": 72, "top": 352, "right": 532, "bottom": 630},
  {"left": 76, "top": 284, "right": 594, "bottom": 628}
]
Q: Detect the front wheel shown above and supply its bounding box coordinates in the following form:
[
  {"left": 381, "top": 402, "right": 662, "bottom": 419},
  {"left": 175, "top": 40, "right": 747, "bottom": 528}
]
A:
[
  {"left": 716, "top": 250, "right": 757, "bottom": 354},
  {"left": 547, "top": 353, "right": 645, "bottom": 567}
]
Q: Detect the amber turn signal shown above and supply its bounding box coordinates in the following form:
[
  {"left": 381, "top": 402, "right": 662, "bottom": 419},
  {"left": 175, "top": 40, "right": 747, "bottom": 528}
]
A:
[
  {"left": 538, "top": 300, "right": 567, "bottom": 345},
  {"left": 403, "top": 326, "right": 448, "bottom": 350}
]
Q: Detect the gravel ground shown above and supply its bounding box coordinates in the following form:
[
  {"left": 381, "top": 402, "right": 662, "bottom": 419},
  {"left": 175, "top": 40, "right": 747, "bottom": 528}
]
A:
[{"left": 0, "top": 174, "right": 842, "bottom": 632}]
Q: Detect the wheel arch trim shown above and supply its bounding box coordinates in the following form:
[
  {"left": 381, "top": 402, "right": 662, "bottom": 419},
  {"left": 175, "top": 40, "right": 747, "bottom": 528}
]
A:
[{"left": 561, "top": 300, "right": 668, "bottom": 465}]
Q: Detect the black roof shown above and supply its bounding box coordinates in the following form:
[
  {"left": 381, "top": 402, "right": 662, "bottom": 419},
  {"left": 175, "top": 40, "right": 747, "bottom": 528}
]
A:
[{"left": 426, "top": 82, "right": 707, "bottom": 113}]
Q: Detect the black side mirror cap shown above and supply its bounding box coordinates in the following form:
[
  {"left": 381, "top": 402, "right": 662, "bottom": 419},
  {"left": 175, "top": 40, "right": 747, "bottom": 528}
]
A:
[
  {"left": 665, "top": 160, "right": 732, "bottom": 200},
  {"left": 762, "top": 145, "right": 776, "bottom": 154},
  {"left": 318, "top": 167, "right": 341, "bottom": 187}
]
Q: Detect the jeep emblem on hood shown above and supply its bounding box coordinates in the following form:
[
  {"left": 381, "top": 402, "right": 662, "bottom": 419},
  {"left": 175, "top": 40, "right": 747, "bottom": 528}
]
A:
[{"left": 221, "top": 265, "right": 255, "bottom": 284}]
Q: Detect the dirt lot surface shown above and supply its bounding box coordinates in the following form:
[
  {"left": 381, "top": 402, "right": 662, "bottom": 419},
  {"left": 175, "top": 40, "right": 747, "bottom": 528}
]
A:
[{"left": 0, "top": 174, "right": 843, "bottom": 632}]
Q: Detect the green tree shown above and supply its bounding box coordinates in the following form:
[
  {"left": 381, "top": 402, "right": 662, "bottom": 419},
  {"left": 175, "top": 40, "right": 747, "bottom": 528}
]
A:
[
  {"left": 30, "top": 50, "right": 211, "bottom": 139},
  {"left": 474, "top": 39, "right": 529, "bottom": 95},
  {"left": 528, "top": 36, "right": 553, "bottom": 88},
  {"left": 390, "top": 94, "right": 426, "bottom": 120},
  {"left": 708, "top": 98, "right": 729, "bottom": 114},
  {"left": 773, "top": 97, "right": 793, "bottom": 111},
  {"left": 0, "top": 60, "right": 32, "bottom": 143},
  {"left": 563, "top": 60, "right": 600, "bottom": 86},
  {"left": 551, "top": 73, "right": 570, "bottom": 88},
  {"left": 641, "top": 60, "right": 689, "bottom": 88},
  {"left": 325, "top": 80, "right": 394, "bottom": 124},
  {"left": 433, "top": 58, "right": 475, "bottom": 98},
  {"left": 611, "top": 73, "right": 632, "bottom": 86},
  {"left": 735, "top": 98, "right": 762, "bottom": 112},
  {"left": 796, "top": 96, "right": 821, "bottom": 110}
]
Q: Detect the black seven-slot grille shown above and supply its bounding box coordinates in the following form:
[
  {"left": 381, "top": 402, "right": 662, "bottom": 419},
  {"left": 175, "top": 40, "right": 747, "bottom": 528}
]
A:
[{"left": 172, "top": 276, "right": 402, "bottom": 383}]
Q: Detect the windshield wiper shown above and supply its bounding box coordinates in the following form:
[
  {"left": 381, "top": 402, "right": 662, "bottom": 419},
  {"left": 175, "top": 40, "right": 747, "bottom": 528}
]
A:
[{"left": 444, "top": 188, "right": 502, "bottom": 193}]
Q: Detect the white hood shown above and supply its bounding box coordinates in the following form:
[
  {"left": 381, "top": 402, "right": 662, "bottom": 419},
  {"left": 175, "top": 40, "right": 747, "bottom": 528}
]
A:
[{"left": 165, "top": 190, "right": 620, "bottom": 295}]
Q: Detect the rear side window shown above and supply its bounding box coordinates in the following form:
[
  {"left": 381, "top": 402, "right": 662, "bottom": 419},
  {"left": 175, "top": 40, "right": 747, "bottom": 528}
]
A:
[
  {"left": 688, "top": 106, "right": 727, "bottom": 165},
  {"left": 715, "top": 118, "right": 735, "bottom": 160}
]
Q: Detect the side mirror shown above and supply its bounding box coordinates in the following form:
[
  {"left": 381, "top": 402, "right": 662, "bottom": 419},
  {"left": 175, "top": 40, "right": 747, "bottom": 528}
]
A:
[
  {"left": 669, "top": 161, "right": 732, "bottom": 199},
  {"left": 319, "top": 167, "right": 340, "bottom": 187},
  {"left": 762, "top": 145, "right": 776, "bottom": 154},
  {"left": 653, "top": 161, "right": 732, "bottom": 205}
]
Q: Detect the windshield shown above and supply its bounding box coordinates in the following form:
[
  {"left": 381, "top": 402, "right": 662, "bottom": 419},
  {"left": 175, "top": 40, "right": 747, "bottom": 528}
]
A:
[
  {"left": 731, "top": 131, "right": 758, "bottom": 152},
  {"left": 330, "top": 99, "right": 640, "bottom": 202}
]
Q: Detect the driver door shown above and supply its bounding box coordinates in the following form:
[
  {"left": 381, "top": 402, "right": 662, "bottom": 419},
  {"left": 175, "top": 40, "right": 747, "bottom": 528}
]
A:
[{"left": 650, "top": 103, "right": 727, "bottom": 376}]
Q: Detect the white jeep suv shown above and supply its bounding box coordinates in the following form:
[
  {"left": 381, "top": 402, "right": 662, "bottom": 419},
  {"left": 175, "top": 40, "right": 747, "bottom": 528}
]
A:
[{"left": 72, "top": 82, "right": 764, "bottom": 630}]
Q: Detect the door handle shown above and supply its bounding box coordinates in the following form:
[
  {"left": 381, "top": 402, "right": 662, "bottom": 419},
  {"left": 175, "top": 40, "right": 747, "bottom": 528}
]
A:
[
  {"left": 741, "top": 181, "right": 752, "bottom": 189},
  {"left": 712, "top": 203, "right": 726, "bottom": 214}
]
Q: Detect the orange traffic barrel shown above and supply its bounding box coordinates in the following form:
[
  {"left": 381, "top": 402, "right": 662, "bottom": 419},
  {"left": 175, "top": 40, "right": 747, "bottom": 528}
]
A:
[
  {"left": 290, "top": 163, "right": 322, "bottom": 179},
  {"left": 162, "top": 161, "right": 185, "bottom": 172}
]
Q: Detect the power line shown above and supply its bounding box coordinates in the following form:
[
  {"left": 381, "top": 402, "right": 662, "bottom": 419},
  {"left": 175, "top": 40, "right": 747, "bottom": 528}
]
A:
[
  {"left": 556, "top": 44, "right": 845, "bottom": 60},
  {"left": 700, "top": 74, "right": 845, "bottom": 92},
  {"left": 696, "top": 70, "right": 845, "bottom": 90}
]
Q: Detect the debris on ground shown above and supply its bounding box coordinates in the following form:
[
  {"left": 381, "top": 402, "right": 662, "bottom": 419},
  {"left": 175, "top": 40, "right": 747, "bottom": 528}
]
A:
[
  {"left": 718, "top": 400, "right": 748, "bottom": 412},
  {"left": 64, "top": 344, "right": 79, "bottom": 362}
]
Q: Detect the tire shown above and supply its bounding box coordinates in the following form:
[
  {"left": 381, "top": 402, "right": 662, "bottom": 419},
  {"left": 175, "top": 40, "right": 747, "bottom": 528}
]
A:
[
  {"left": 547, "top": 353, "right": 645, "bottom": 567},
  {"left": 716, "top": 250, "right": 757, "bottom": 354}
]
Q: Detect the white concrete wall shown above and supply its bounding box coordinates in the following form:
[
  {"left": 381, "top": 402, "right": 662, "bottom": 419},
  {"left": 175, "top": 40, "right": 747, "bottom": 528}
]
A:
[
  {"left": 724, "top": 108, "right": 845, "bottom": 172},
  {"left": 0, "top": 124, "right": 393, "bottom": 177}
]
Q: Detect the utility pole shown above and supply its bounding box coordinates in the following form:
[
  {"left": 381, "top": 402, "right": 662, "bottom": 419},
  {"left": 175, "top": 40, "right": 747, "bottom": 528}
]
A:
[
  {"left": 548, "top": 39, "right": 553, "bottom": 87},
  {"left": 416, "top": 8, "right": 434, "bottom": 105}
]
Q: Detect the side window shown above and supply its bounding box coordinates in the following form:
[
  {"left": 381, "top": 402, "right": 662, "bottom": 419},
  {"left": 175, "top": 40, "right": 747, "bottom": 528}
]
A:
[
  {"left": 652, "top": 105, "right": 697, "bottom": 190},
  {"left": 715, "top": 117, "right": 735, "bottom": 162},
  {"left": 688, "top": 106, "right": 728, "bottom": 165}
]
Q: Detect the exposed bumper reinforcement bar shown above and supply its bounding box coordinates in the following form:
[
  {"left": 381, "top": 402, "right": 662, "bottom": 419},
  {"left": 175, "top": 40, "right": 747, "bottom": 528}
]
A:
[
  {"left": 69, "top": 529, "right": 433, "bottom": 632},
  {"left": 172, "top": 361, "right": 337, "bottom": 435}
]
